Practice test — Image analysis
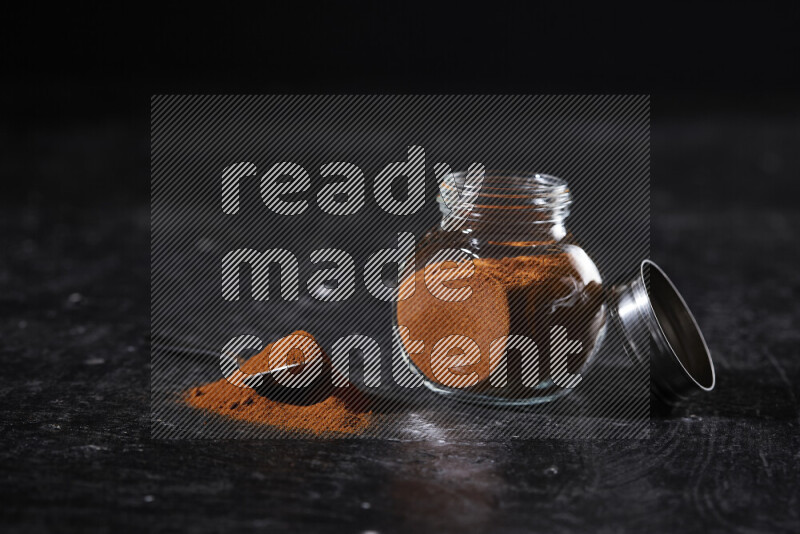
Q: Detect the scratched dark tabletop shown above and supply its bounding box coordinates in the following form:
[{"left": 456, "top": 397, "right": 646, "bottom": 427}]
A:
[{"left": 1, "top": 112, "right": 798, "bottom": 533}]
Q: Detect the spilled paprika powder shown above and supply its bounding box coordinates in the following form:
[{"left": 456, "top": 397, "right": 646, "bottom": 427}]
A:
[{"left": 184, "top": 331, "right": 373, "bottom": 436}]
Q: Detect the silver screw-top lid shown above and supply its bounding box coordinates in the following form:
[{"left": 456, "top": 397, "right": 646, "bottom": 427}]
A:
[{"left": 614, "top": 260, "right": 716, "bottom": 403}]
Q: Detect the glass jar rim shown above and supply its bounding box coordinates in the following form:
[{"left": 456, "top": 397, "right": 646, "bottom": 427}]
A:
[
  {"left": 437, "top": 170, "right": 572, "bottom": 223},
  {"left": 446, "top": 170, "right": 569, "bottom": 194}
]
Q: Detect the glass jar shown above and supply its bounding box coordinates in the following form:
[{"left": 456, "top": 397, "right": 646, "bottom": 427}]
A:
[
  {"left": 392, "top": 171, "right": 715, "bottom": 406},
  {"left": 392, "top": 172, "right": 604, "bottom": 404}
]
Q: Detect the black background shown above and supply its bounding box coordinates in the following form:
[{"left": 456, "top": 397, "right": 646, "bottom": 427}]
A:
[
  {"left": 5, "top": 3, "right": 800, "bottom": 205},
  {"left": 1, "top": 3, "right": 799, "bottom": 532}
]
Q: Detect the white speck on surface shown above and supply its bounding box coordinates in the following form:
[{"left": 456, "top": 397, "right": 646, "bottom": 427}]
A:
[
  {"left": 76, "top": 444, "right": 107, "bottom": 453},
  {"left": 143, "top": 495, "right": 155, "bottom": 503},
  {"left": 67, "top": 293, "right": 83, "bottom": 304},
  {"left": 543, "top": 465, "right": 559, "bottom": 476},
  {"left": 85, "top": 357, "right": 105, "bottom": 365},
  {"left": 361, "top": 502, "right": 371, "bottom": 509}
]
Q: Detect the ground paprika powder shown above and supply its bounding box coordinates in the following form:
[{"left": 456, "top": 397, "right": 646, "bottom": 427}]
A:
[{"left": 184, "top": 331, "right": 373, "bottom": 436}]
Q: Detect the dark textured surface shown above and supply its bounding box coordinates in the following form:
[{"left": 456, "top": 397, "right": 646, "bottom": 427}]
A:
[{"left": 1, "top": 114, "right": 799, "bottom": 533}]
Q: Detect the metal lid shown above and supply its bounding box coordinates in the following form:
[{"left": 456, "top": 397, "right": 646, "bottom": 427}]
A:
[{"left": 615, "top": 260, "right": 716, "bottom": 403}]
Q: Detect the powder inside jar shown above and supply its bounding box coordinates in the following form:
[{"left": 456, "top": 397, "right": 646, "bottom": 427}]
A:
[{"left": 396, "top": 253, "right": 605, "bottom": 398}]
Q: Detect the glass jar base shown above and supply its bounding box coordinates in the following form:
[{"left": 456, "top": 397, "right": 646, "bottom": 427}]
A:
[{"left": 419, "top": 378, "right": 575, "bottom": 407}]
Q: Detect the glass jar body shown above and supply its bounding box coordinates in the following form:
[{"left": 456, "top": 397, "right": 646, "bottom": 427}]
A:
[{"left": 393, "top": 215, "right": 607, "bottom": 405}]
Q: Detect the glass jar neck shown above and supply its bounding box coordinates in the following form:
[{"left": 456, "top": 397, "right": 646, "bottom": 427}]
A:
[{"left": 437, "top": 172, "right": 572, "bottom": 243}]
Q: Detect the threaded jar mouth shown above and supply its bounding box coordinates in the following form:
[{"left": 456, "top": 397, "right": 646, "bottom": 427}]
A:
[{"left": 437, "top": 171, "right": 572, "bottom": 224}]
